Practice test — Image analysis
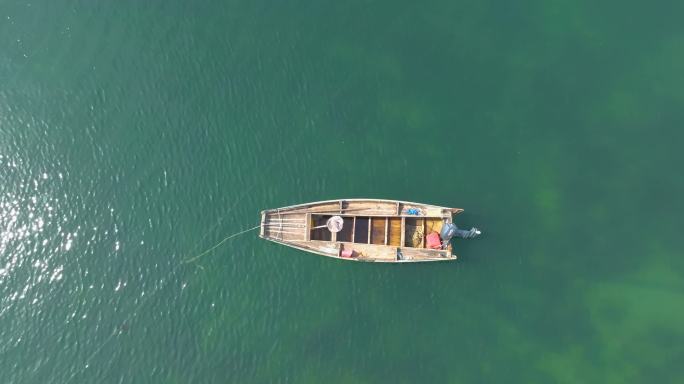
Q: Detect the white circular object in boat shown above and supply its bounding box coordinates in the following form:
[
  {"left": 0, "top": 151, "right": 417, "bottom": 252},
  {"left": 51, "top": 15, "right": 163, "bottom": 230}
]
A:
[{"left": 326, "top": 216, "right": 344, "bottom": 233}]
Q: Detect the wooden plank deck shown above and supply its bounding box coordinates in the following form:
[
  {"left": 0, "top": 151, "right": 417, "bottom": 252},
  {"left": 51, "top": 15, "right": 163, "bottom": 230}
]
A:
[
  {"left": 262, "top": 212, "right": 307, "bottom": 241},
  {"left": 388, "top": 217, "right": 401, "bottom": 246},
  {"left": 370, "top": 217, "right": 386, "bottom": 245}
]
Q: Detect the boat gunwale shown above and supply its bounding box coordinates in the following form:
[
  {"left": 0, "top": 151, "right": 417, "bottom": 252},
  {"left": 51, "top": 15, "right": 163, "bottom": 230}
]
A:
[{"left": 259, "top": 236, "right": 456, "bottom": 263}]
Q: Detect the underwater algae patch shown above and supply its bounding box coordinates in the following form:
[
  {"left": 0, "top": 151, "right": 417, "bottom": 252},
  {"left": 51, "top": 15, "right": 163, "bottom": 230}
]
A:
[{"left": 538, "top": 262, "right": 684, "bottom": 383}]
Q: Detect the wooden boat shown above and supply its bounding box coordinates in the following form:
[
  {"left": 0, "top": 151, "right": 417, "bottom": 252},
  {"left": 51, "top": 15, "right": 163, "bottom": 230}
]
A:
[{"left": 259, "top": 199, "right": 467, "bottom": 262}]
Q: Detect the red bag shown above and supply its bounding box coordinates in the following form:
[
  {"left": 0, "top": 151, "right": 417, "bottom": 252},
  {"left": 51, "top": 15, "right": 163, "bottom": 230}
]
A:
[{"left": 426, "top": 232, "right": 442, "bottom": 249}]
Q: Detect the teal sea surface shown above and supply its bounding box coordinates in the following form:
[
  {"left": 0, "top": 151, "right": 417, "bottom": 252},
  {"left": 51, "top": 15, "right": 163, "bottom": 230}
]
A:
[{"left": 1, "top": 0, "right": 683, "bottom": 382}]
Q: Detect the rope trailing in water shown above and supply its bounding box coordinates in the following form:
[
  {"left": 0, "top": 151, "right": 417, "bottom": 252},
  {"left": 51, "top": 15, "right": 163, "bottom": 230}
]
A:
[
  {"left": 65, "top": 75, "right": 359, "bottom": 384},
  {"left": 182, "top": 224, "right": 260, "bottom": 264}
]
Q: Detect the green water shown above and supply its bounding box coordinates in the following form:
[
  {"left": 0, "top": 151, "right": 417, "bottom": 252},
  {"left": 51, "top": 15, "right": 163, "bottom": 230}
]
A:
[{"left": 2, "top": 1, "right": 683, "bottom": 382}]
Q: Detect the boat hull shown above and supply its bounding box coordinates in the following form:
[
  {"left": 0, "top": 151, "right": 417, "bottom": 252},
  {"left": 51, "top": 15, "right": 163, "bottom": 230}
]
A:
[{"left": 259, "top": 199, "right": 463, "bottom": 263}]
